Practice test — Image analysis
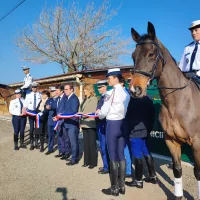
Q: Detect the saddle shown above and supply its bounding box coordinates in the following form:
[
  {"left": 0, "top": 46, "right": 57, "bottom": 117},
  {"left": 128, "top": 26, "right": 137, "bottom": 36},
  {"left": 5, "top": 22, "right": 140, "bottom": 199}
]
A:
[{"left": 184, "top": 72, "right": 200, "bottom": 89}]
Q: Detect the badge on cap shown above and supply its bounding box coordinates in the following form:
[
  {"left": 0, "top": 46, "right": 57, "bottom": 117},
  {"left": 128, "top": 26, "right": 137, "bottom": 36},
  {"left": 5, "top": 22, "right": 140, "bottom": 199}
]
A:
[
  {"left": 15, "top": 89, "right": 21, "bottom": 94},
  {"left": 106, "top": 68, "right": 122, "bottom": 77},
  {"left": 22, "top": 66, "right": 30, "bottom": 71}
]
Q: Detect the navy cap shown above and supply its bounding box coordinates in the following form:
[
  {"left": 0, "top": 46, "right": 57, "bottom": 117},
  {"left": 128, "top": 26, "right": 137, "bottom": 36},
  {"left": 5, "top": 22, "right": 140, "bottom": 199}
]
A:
[{"left": 106, "top": 68, "right": 122, "bottom": 77}]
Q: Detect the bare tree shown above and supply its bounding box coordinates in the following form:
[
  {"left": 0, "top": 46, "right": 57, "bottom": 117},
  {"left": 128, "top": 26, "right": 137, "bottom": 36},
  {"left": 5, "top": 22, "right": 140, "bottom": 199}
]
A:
[{"left": 16, "top": 1, "right": 130, "bottom": 73}]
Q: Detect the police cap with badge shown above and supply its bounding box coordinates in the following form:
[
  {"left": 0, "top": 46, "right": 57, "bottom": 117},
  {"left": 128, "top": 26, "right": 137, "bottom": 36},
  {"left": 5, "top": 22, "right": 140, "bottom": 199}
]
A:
[
  {"left": 97, "top": 80, "right": 108, "bottom": 88},
  {"left": 31, "top": 82, "right": 39, "bottom": 88},
  {"left": 15, "top": 89, "right": 22, "bottom": 94},
  {"left": 189, "top": 20, "right": 200, "bottom": 30},
  {"left": 106, "top": 68, "right": 122, "bottom": 77},
  {"left": 49, "top": 86, "right": 56, "bottom": 92},
  {"left": 22, "top": 66, "right": 30, "bottom": 71}
]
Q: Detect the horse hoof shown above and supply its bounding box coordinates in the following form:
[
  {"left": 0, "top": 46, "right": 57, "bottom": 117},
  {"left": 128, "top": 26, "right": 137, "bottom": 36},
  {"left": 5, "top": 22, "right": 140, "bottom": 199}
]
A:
[{"left": 174, "top": 196, "right": 182, "bottom": 200}]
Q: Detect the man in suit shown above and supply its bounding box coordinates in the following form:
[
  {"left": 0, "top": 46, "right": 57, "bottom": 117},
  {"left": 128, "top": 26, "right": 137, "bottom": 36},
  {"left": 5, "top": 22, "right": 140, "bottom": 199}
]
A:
[
  {"left": 53, "top": 85, "right": 71, "bottom": 159},
  {"left": 63, "top": 84, "right": 80, "bottom": 165},
  {"left": 45, "top": 87, "right": 57, "bottom": 155}
]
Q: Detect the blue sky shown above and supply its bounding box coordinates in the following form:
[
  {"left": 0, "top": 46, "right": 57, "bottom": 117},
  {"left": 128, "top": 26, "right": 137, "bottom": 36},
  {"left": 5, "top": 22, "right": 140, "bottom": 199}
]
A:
[{"left": 0, "top": 0, "right": 198, "bottom": 84}]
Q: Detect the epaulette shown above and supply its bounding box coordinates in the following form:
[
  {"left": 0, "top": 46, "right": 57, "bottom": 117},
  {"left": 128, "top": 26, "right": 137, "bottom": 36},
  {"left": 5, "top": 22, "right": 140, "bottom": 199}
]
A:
[{"left": 185, "top": 41, "right": 194, "bottom": 47}]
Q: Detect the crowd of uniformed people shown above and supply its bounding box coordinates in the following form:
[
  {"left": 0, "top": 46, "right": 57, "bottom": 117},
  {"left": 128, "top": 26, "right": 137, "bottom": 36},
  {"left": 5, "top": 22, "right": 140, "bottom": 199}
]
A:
[{"left": 9, "top": 66, "right": 158, "bottom": 196}]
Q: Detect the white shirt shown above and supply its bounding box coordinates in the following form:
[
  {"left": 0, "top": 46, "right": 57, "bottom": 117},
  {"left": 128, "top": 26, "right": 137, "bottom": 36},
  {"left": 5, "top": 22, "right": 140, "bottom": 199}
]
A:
[
  {"left": 21, "top": 73, "right": 33, "bottom": 89},
  {"left": 179, "top": 41, "right": 200, "bottom": 72},
  {"left": 67, "top": 93, "right": 74, "bottom": 100},
  {"left": 9, "top": 98, "right": 25, "bottom": 116},
  {"left": 57, "top": 93, "right": 64, "bottom": 106},
  {"left": 98, "top": 84, "right": 130, "bottom": 120},
  {"left": 24, "top": 92, "right": 41, "bottom": 110}
]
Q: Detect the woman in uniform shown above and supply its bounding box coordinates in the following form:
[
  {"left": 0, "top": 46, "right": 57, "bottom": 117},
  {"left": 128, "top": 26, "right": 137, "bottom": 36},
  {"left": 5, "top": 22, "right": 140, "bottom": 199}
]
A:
[
  {"left": 9, "top": 89, "right": 27, "bottom": 150},
  {"left": 96, "top": 68, "right": 130, "bottom": 196}
]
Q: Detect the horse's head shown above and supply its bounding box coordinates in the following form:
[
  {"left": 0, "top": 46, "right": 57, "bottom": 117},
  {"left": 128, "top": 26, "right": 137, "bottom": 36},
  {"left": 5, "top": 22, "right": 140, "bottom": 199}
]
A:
[{"left": 130, "top": 22, "right": 165, "bottom": 97}]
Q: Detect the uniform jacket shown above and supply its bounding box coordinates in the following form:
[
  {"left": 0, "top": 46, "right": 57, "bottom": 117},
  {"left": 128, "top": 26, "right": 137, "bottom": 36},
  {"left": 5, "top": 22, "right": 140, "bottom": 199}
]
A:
[
  {"left": 179, "top": 41, "right": 200, "bottom": 72},
  {"left": 46, "top": 98, "right": 57, "bottom": 126},
  {"left": 98, "top": 84, "right": 130, "bottom": 120},
  {"left": 24, "top": 92, "right": 41, "bottom": 111},
  {"left": 21, "top": 73, "right": 33, "bottom": 90},
  {"left": 79, "top": 96, "right": 98, "bottom": 129},
  {"left": 9, "top": 98, "right": 25, "bottom": 116},
  {"left": 125, "top": 95, "right": 155, "bottom": 138},
  {"left": 62, "top": 93, "right": 80, "bottom": 128}
]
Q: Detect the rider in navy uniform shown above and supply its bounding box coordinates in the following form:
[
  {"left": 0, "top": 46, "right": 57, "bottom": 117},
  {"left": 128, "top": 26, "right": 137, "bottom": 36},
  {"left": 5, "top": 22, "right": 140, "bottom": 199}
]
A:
[
  {"left": 9, "top": 89, "right": 27, "bottom": 150},
  {"left": 179, "top": 20, "right": 200, "bottom": 82},
  {"left": 96, "top": 80, "right": 109, "bottom": 174},
  {"left": 97, "top": 68, "right": 130, "bottom": 196}
]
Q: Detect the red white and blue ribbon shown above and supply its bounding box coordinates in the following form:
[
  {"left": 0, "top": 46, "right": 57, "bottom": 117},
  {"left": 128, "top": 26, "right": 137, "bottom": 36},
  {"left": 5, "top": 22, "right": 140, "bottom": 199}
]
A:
[
  {"left": 54, "top": 121, "right": 59, "bottom": 131},
  {"left": 82, "top": 113, "right": 99, "bottom": 118},
  {"left": 53, "top": 113, "right": 99, "bottom": 131},
  {"left": 26, "top": 110, "right": 40, "bottom": 128}
]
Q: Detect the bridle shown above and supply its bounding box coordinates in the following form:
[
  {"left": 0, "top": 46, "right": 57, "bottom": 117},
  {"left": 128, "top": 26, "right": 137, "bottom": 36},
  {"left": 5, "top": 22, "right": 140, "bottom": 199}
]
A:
[
  {"left": 132, "top": 39, "right": 191, "bottom": 91},
  {"left": 133, "top": 39, "right": 166, "bottom": 82}
]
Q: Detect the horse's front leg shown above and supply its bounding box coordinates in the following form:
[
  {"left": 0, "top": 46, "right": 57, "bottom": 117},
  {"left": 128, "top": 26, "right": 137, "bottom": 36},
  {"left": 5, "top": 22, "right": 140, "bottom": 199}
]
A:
[
  {"left": 165, "top": 136, "right": 183, "bottom": 200},
  {"left": 191, "top": 135, "right": 200, "bottom": 199}
]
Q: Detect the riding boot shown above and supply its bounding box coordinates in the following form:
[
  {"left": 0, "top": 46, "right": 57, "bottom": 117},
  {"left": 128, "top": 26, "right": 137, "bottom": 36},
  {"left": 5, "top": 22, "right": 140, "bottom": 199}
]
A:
[
  {"left": 14, "top": 134, "right": 19, "bottom": 150},
  {"left": 125, "top": 158, "right": 143, "bottom": 188},
  {"left": 35, "top": 134, "right": 39, "bottom": 149},
  {"left": 102, "top": 161, "right": 119, "bottom": 196},
  {"left": 118, "top": 160, "right": 126, "bottom": 194},
  {"left": 40, "top": 135, "right": 44, "bottom": 152},
  {"left": 29, "top": 131, "right": 34, "bottom": 150},
  {"left": 144, "top": 155, "right": 158, "bottom": 184},
  {"left": 20, "top": 134, "right": 26, "bottom": 148}
]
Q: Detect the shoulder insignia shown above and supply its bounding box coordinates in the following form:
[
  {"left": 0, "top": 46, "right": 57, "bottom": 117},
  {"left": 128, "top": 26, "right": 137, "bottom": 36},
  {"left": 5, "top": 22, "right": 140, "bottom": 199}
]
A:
[
  {"left": 104, "top": 94, "right": 111, "bottom": 102},
  {"left": 185, "top": 41, "right": 194, "bottom": 47}
]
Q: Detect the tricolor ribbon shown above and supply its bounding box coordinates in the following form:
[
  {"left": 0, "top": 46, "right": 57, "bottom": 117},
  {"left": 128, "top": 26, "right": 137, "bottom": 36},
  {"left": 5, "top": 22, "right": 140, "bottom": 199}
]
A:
[
  {"left": 53, "top": 113, "right": 99, "bottom": 131},
  {"left": 26, "top": 110, "right": 40, "bottom": 128}
]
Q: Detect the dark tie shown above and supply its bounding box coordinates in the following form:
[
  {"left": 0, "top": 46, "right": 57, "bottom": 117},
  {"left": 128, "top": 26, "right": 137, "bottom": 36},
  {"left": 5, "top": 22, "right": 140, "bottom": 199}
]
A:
[
  {"left": 33, "top": 94, "right": 36, "bottom": 110},
  {"left": 57, "top": 96, "right": 61, "bottom": 107},
  {"left": 190, "top": 43, "right": 198, "bottom": 71},
  {"left": 97, "top": 95, "right": 105, "bottom": 110},
  {"left": 19, "top": 98, "right": 23, "bottom": 114}
]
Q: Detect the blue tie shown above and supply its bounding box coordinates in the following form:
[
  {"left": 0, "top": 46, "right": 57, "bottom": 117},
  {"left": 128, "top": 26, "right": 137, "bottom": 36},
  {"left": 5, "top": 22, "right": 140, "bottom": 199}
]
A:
[
  {"left": 190, "top": 43, "right": 198, "bottom": 71},
  {"left": 19, "top": 99, "right": 23, "bottom": 114},
  {"left": 97, "top": 95, "right": 105, "bottom": 110},
  {"left": 33, "top": 94, "right": 36, "bottom": 110}
]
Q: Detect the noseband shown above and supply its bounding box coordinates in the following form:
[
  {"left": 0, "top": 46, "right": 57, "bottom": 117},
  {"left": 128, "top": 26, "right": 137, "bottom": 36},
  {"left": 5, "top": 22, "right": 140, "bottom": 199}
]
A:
[{"left": 133, "top": 40, "right": 166, "bottom": 82}]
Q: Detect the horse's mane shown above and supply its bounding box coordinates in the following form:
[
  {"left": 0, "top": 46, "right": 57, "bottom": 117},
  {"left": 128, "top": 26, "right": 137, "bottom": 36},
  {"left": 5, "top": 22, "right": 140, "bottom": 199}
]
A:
[{"left": 0, "top": 84, "right": 10, "bottom": 89}]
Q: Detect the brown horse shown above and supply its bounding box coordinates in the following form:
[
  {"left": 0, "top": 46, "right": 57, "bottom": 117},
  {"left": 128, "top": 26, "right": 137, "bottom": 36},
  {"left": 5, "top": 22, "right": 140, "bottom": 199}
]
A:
[
  {"left": 130, "top": 22, "right": 200, "bottom": 200},
  {"left": 0, "top": 84, "right": 15, "bottom": 110}
]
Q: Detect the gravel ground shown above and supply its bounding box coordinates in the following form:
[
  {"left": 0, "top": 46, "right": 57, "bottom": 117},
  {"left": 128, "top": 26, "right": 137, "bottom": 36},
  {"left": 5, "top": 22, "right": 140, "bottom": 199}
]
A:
[{"left": 0, "top": 119, "right": 198, "bottom": 200}]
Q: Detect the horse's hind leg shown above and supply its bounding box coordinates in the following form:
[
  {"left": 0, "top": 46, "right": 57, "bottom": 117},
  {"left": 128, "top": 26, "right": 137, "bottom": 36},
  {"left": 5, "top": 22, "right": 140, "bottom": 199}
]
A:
[
  {"left": 192, "top": 137, "right": 200, "bottom": 199},
  {"left": 165, "top": 136, "right": 183, "bottom": 200}
]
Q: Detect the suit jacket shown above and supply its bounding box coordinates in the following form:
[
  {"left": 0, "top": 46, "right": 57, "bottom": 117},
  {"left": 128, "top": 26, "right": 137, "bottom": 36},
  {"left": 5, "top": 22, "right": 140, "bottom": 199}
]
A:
[
  {"left": 79, "top": 96, "right": 98, "bottom": 129},
  {"left": 55, "top": 94, "right": 68, "bottom": 128},
  {"left": 62, "top": 93, "right": 80, "bottom": 128}
]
